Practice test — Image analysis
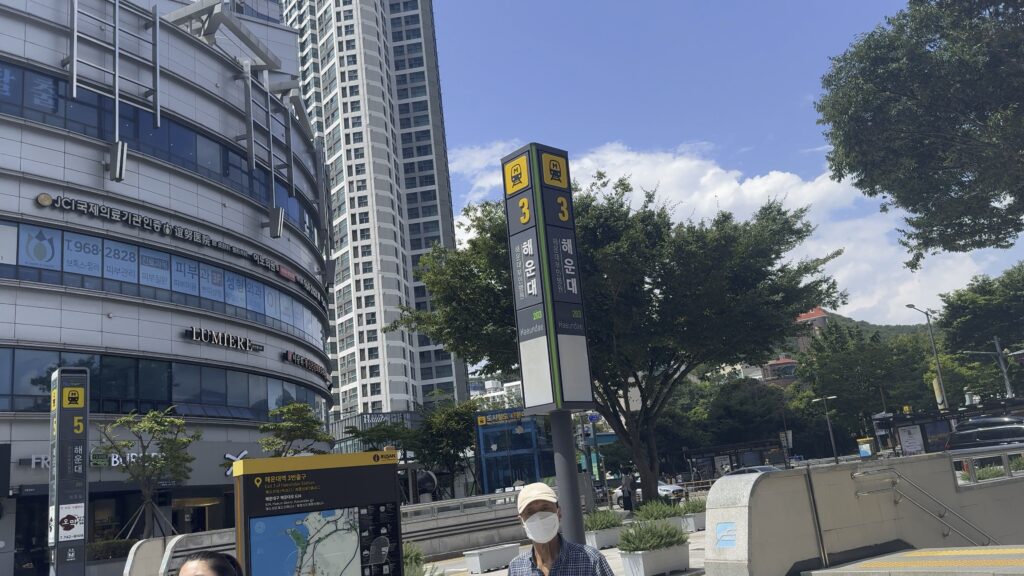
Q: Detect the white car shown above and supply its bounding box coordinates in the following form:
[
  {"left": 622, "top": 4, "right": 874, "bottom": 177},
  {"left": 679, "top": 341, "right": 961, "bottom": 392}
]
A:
[{"left": 612, "top": 480, "right": 686, "bottom": 507}]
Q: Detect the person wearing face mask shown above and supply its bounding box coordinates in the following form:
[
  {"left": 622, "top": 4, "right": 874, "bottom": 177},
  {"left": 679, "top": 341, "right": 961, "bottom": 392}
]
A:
[{"left": 508, "top": 482, "right": 614, "bottom": 576}]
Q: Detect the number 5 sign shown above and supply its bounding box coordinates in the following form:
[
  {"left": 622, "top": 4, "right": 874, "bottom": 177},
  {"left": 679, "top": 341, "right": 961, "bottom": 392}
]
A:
[{"left": 49, "top": 368, "right": 90, "bottom": 576}]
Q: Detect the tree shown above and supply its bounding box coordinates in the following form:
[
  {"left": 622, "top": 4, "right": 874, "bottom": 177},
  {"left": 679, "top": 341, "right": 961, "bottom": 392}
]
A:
[
  {"left": 410, "top": 399, "right": 481, "bottom": 498},
  {"left": 394, "top": 174, "right": 843, "bottom": 499},
  {"left": 817, "top": 1, "right": 1024, "bottom": 268},
  {"left": 258, "top": 403, "right": 334, "bottom": 457},
  {"left": 344, "top": 422, "right": 415, "bottom": 458},
  {"left": 95, "top": 408, "right": 201, "bottom": 538},
  {"left": 939, "top": 262, "right": 1024, "bottom": 354}
]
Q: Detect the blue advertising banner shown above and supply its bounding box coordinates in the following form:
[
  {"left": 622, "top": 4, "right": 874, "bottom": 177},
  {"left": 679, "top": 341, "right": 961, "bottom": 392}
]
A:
[
  {"left": 62, "top": 232, "right": 102, "bottom": 277},
  {"left": 245, "top": 279, "right": 265, "bottom": 314},
  {"left": 139, "top": 248, "right": 171, "bottom": 289},
  {"left": 103, "top": 240, "right": 138, "bottom": 282},
  {"left": 200, "top": 263, "right": 225, "bottom": 302},
  {"left": 264, "top": 286, "right": 280, "bottom": 320},
  {"left": 18, "top": 224, "right": 61, "bottom": 270},
  {"left": 171, "top": 256, "right": 199, "bottom": 295},
  {"left": 279, "top": 293, "right": 293, "bottom": 326},
  {"left": 225, "top": 271, "right": 246, "bottom": 307}
]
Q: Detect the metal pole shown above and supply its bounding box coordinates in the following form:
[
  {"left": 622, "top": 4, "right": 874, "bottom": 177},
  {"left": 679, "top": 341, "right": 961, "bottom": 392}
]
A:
[
  {"left": 923, "top": 311, "right": 948, "bottom": 410},
  {"left": 823, "top": 397, "right": 839, "bottom": 465},
  {"left": 994, "top": 336, "right": 1014, "bottom": 398},
  {"left": 550, "top": 410, "right": 584, "bottom": 543}
]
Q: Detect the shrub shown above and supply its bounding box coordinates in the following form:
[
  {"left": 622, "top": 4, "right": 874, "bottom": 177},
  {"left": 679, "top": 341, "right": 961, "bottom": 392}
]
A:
[
  {"left": 86, "top": 539, "right": 138, "bottom": 561},
  {"left": 619, "top": 521, "right": 688, "bottom": 552},
  {"left": 584, "top": 509, "right": 622, "bottom": 531},
  {"left": 974, "top": 465, "right": 1007, "bottom": 481},
  {"left": 1010, "top": 456, "right": 1024, "bottom": 472},
  {"left": 403, "top": 542, "right": 439, "bottom": 576},
  {"left": 682, "top": 498, "right": 706, "bottom": 514},
  {"left": 635, "top": 499, "right": 683, "bottom": 521}
]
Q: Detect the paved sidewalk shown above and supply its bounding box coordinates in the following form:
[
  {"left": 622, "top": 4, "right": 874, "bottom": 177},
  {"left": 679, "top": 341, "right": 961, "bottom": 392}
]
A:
[{"left": 425, "top": 531, "right": 705, "bottom": 576}]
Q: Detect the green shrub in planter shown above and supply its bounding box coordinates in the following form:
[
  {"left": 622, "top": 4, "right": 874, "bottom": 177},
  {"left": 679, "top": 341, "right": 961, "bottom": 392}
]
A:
[
  {"left": 635, "top": 499, "right": 683, "bottom": 521},
  {"left": 86, "top": 539, "right": 139, "bottom": 561},
  {"left": 403, "top": 542, "right": 439, "bottom": 576},
  {"left": 584, "top": 509, "right": 623, "bottom": 531},
  {"left": 619, "top": 521, "right": 688, "bottom": 552},
  {"left": 974, "top": 466, "right": 1007, "bottom": 481},
  {"left": 682, "top": 498, "right": 706, "bottom": 514}
]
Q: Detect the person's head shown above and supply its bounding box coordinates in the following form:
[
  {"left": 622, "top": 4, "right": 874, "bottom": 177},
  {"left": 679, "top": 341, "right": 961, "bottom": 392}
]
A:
[
  {"left": 180, "top": 551, "right": 244, "bottom": 576},
  {"left": 516, "top": 482, "right": 561, "bottom": 544}
]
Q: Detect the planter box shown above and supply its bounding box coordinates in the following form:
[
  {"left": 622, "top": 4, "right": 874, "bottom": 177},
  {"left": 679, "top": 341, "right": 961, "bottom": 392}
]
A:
[
  {"left": 682, "top": 512, "right": 705, "bottom": 532},
  {"left": 621, "top": 544, "right": 690, "bottom": 576},
  {"left": 585, "top": 526, "right": 622, "bottom": 549},
  {"left": 463, "top": 543, "right": 520, "bottom": 574}
]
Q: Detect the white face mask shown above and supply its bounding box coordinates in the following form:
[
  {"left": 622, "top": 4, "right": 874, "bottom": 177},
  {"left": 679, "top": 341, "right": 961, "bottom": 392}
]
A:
[{"left": 523, "top": 511, "right": 560, "bottom": 544}]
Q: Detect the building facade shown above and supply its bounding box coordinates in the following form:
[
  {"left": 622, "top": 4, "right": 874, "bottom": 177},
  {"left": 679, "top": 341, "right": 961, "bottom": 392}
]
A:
[
  {"left": 281, "top": 0, "right": 465, "bottom": 426},
  {"left": 0, "top": 0, "right": 331, "bottom": 572}
]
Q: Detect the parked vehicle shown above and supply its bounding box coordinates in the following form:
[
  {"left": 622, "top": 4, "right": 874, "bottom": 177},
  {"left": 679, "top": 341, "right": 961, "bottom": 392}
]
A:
[
  {"left": 612, "top": 480, "right": 687, "bottom": 507},
  {"left": 723, "top": 465, "right": 781, "bottom": 476},
  {"left": 955, "top": 416, "right": 1024, "bottom": 432},
  {"left": 945, "top": 424, "right": 1024, "bottom": 451}
]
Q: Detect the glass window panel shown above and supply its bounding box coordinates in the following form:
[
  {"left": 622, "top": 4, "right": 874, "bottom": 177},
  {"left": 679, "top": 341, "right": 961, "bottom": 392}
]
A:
[
  {"left": 0, "top": 61, "right": 23, "bottom": 115},
  {"left": 171, "top": 256, "right": 199, "bottom": 295},
  {"left": 201, "top": 366, "right": 226, "bottom": 405},
  {"left": 62, "top": 232, "right": 102, "bottom": 277},
  {"left": 249, "top": 374, "right": 268, "bottom": 414},
  {"left": 102, "top": 240, "right": 138, "bottom": 282},
  {"left": 0, "top": 221, "right": 16, "bottom": 265},
  {"left": 22, "top": 70, "right": 64, "bottom": 126},
  {"left": 197, "top": 135, "right": 223, "bottom": 178},
  {"left": 139, "top": 248, "right": 171, "bottom": 289},
  {"left": 224, "top": 271, "right": 247, "bottom": 307},
  {"left": 172, "top": 363, "right": 201, "bottom": 403},
  {"left": 199, "top": 263, "right": 225, "bottom": 302},
  {"left": 0, "top": 348, "right": 11, "bottom": 395},
  {"left": 13, "top": 349, "right": 59, "bottom": 395},
  {"left": 264, "top": 286, "right": 280, "bottom": 320},
  {"left": 139, "top": 359, "right": 171, "bottom": 401},
  {"left": 136, "top": 108, "right": 169, "bottom": 161},
  {"left": 267, "top": 378, "right": 283, "bottom": 410},
  {"left": 245, "top": 279, "right": 265, "bottom": 314},
  {"left": 18, "top": 224, "right": 61, "bottom": 270},
  {"left": 99, "top": 356, "right": 137, "bottom": 401},
  {"left": 226, "top": 371, "right": 248, "bottom": 407},
  {"left": 282, "top": 381, "right": 296, "bottom": 405},
  {"left": 279, "top": 293, "right": 293, "bottom": 326},
  {"left": 65, "top": 89, "right": 111, "bottom": 139},
  {"left": 60, "top": 352, "right": 99, "bottom": 386},
  {"left": 168, "top": 121, "right": 197, "bottom": 170}
]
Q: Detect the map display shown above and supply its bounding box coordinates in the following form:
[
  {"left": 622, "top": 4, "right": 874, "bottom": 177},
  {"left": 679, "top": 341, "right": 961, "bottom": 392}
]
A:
[{"left": 249, "top": 509, "right": 361, "bottom": 576}]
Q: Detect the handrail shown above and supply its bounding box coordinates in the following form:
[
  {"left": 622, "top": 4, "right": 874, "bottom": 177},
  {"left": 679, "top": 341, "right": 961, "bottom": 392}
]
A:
[{"left": 853, "top": 466, "right": 1000, "bottom": 546}]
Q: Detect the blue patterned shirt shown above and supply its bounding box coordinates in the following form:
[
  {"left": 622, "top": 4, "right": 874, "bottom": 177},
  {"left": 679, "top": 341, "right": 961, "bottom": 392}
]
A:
[{"left": 508, "top": 539, "right": 614, "bottom": 576}]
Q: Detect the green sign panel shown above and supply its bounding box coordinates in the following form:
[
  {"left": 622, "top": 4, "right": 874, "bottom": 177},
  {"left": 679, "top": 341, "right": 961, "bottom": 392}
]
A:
[{"left": 502, "top": 143, "right": 593, "bottom": 414}]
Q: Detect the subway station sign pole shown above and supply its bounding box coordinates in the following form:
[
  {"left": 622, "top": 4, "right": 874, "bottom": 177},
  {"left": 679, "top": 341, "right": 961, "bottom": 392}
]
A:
[
  {"left": 501, "top": 143, "right": 593, "bottom": 543},
  {"left": 48, "top": 368, "right": 90, "bottom": 576}
]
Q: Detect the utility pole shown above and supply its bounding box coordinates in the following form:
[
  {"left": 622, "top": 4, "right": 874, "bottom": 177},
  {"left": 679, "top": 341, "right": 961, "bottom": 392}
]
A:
[
  {"left": 812, "top": 395, "right": 839, "bottom": 465},
  {"left": 906, "top": 304, "right": 948, "bottom": 410},
  {"left": 994, "top": 336, "right": 1014, "bottom": 399}
]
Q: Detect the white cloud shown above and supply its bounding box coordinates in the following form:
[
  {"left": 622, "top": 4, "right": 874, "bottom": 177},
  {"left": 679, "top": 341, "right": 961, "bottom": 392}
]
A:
[{"left": 446, "top": 141, "right": 1024, "bottom": 324}]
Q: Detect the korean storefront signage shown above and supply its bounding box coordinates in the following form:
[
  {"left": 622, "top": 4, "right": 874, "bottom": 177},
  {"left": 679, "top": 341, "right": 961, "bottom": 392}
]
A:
[
  {"left": 284, "top": 351, "right": 330, "bottom": 382},
  {"left": 186, "top": 326, "right": 265, "bottom": 352},
  {"left": 501, "top": 144, "right": 593, "bottom": 415},
  {"left": 233, "top": 452, "right": 403, "bottom": 576},
  {"left": 35, "top": 193, "right": 327, "bottom": 310},
  {"left": 48, "top": 367, "right": 90, "bottom": 576}
]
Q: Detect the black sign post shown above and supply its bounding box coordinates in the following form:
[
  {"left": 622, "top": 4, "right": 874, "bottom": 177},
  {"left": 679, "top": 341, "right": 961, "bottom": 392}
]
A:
[
  {"left": 233, "top": 452, "right": 403, "bottom": 576},
  {"left": 48, "top": 367, "right": 90, "bottom": 576},
  {"left": 501, "top": 144, "right": 594, "bottom": 543}
]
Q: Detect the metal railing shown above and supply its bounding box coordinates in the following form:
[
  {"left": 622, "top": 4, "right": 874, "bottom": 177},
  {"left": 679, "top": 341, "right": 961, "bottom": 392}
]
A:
[{"left": 852, "top": 464, "right": 1001, "bottom": 546}]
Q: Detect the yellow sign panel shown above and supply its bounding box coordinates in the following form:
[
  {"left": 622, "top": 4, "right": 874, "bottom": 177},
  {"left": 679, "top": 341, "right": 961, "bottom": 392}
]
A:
[
  {"left": 233, "top": 450, "right": 399, "bottom": 476},
  {"left": 477, "top": 416, "right": 487, "bottom": 425},
  {"left": 50, "top": 389, "right": 57, "bottom": 411},
  {"left": 541, "top": 153, "right": 568, "bottom": 189},
  {"left": 503, "top": 154, "right": 530, "bottom": 196},
  {"left": 62, "top": 387, "right": 85, "bottom": 409}
]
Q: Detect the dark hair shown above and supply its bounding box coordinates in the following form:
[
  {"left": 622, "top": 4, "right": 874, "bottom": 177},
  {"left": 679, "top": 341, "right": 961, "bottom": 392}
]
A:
[{"left": 183, "top": 551, "right": 244, "bottom": 576}]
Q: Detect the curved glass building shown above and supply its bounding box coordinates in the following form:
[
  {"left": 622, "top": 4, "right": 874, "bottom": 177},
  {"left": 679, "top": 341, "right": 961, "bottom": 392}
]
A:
[{"left": 0, "top": 0, "right": 330, "bottom": 572}]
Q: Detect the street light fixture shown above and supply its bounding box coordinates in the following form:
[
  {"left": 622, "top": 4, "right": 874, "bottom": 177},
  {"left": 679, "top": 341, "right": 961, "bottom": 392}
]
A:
[
  {"left": 811, "top": 395, "right": 839, "bottom": 465},
  {"left": 906, "top": 304, "right": 948, "bottom": 410}
]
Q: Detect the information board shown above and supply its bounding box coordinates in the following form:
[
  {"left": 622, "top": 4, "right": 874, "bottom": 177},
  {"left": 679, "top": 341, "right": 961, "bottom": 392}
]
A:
[
  {"left": 48, "top": 367, "right": 90, "bottom": 576},
  {"left": 501, "top": 143, "right": 593, "bottom": 414},
  {"left": 233, "top": 452, "right": 403, "bottom": 576}
]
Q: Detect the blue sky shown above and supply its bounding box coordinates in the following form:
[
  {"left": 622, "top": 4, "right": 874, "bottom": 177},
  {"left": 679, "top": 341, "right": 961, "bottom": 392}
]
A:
[{"left": 432, "top": 1, "right": 1024, "bottom": 325}]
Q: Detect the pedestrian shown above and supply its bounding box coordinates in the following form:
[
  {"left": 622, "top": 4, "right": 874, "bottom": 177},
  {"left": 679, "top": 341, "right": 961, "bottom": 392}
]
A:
[
  {"left": 508, "top": 482, "right": 614, "bottom": 576},
  {"left": 620, "top": 468, "right": 635, "bottom": 512},
  {"left": 179, "top": 551, "right": 244, "bottom": 576}
]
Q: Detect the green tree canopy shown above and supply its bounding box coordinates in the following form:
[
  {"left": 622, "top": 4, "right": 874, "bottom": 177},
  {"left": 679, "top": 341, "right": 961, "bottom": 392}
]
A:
[
  {"left": 411, "top": 399, "right": 480, "bottom": 498},
  {"left": 817, "top": 1, "right": 1024, "bottom": 268},
  {"left": 258, "top": 403, "right": 334, "bottom": 457},
  {"left": 939, "top": 262, "right": 1024, "bottom": 353},
  {"left": 95, "top": 408, "right": 202, "bottom": 538},
  {"left": 393, "top": 173, "right": 844, "bottom": 498}
]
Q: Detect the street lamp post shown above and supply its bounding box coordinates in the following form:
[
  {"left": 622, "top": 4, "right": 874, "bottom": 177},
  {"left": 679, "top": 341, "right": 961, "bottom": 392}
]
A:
[
  {"left": 906, "top": 304, "right": 948, "bottom": 410},
  {"left": 811, "top": 395, "right": 839, "bottom": 465}
]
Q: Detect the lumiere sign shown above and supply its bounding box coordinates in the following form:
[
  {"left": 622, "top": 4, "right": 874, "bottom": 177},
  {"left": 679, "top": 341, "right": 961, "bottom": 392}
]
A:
[{"left": 185, "top": 326, "right": 265, "bottom": 352}]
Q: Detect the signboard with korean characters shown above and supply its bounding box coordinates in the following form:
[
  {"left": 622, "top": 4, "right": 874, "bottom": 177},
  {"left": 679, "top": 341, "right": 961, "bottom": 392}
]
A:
[
  {"left": 48, "top": 367, "right": 90, "bottom": 576},
  {"left": 501, "top": 143, "right": 593, "bottom": 414}
]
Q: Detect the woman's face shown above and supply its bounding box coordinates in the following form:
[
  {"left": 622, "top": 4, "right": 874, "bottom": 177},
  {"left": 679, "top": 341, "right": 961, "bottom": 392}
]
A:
[{"left": 179, "top": 560, "right": 216, "bottom": 576}]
